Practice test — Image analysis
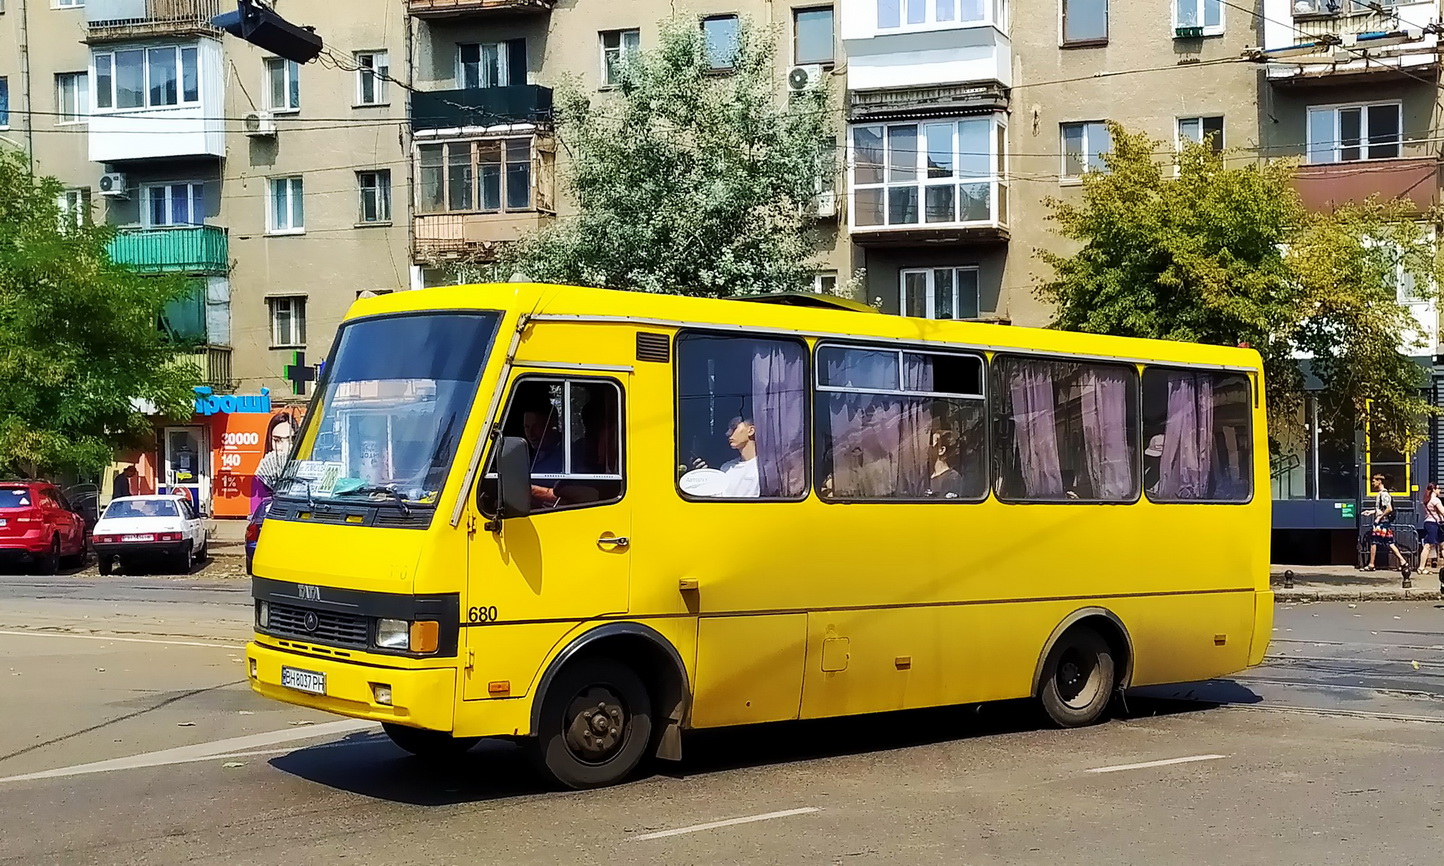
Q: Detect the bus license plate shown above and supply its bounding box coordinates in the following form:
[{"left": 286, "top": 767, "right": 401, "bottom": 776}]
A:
[{"left": 280, "top": 666, "right": 326, "bottom": 696}]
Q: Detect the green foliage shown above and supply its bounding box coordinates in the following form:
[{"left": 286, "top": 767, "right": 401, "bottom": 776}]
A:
[
  {"left": 1039, "top": 123, "right": 1440, "bottom": 452},
  {"left": 503, "top": 15, "right": 833, "bottom": 297},
  {"left": 0, "top": 150, "right": 196, "bottom": 480}
]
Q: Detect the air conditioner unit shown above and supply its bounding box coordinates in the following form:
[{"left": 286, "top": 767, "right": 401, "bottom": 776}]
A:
[
  {"left": 244, "top": 110, "right": 277, "bottom": 137},
  {"left": 787, "top": 64, "right": 825, "bottom": 93},
  {"left": 816, "top": 190, "right": 838, "bottom": 219},
  {"left": 98, "top": 172, "right": 128, "bottom": 198}
]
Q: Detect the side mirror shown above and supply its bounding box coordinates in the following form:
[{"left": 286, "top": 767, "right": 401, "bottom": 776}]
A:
[{"left": 495, "top": 436, "right": 533, "bottom": 520}]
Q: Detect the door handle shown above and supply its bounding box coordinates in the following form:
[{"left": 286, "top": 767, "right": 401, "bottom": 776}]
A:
[{"left": 597, "top": 535, "right": 630, "bottom": 549}]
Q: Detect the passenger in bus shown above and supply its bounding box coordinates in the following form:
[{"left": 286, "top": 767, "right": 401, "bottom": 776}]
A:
[
  {"left": 556, "top": 395, "right": 622, "bottom": 507},
  {"left": 924, "top": 430, "right": 964, "bottom": 499},
  {"left": 684, "top": 416, "right": 760, "bottom": 498},
  {"left": 520, "top": 397, "right": 565, "bottom": 508},
  {"left": 1143, "top": 434, "right": 1164, "bottom": 496}
]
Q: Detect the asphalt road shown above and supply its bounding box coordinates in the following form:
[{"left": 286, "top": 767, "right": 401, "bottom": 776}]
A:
[{"left": 2, "top": 580, "right": 1443, "bottom": 866}]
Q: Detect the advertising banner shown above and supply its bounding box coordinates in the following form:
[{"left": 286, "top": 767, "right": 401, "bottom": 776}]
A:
[{"left": 196, "top": 389, "right": 307, "bottom": 518}]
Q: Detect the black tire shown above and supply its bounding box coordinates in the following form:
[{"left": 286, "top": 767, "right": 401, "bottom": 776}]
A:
[
  {"left": 176, "top": 542, "right": 194, "bottom": 574},
  {"left": 195, "top": 541, "right": 208, "bottom": 564},
  {"left": 531, "top": 658, "right": 653, "bottom": 790},
  {"left": 1039, "top": 628, "right": 1116, "bottom": 728},
  {"left": 382, "top": 723, "right": 480, "bottom": 759},
  {"left": 98, "top": 555, "right": 114, "bottom": 576},
  {"left": 37, "top": 537, "right": 60, "bottom": 576}
]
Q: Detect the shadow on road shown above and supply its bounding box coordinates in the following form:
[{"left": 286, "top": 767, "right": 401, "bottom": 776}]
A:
[{"left": 269, "top": 680, "right": 1261, "bottom": 807}]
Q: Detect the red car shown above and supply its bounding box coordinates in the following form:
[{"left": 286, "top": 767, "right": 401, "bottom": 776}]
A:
[{"left": 0, "top": 481, "right": 88, "bottom": 573}]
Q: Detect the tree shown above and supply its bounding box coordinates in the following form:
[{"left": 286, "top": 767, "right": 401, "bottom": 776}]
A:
[
  {"left": 0, "top": 150, "right": 197, "bottom": 479},
  {"left": 1038, "top": 123, "right": 1441, "bottom": 452},
  {"left": 503, "top": 15, "right": 835, "bottom": 297}
]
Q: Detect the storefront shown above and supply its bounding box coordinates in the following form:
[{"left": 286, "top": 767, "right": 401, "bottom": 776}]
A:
[{"left": 108, "top": 388, "right": 307, "bottom": 519}]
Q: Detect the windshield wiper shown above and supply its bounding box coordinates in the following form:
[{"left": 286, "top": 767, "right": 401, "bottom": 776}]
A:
[{"left": 333, "top": 484, "right": 412, "bottom": 516}]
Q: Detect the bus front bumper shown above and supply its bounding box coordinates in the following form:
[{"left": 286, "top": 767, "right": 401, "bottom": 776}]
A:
[{"left": 247, "top": 640, "right": 457, "bottom": 732}]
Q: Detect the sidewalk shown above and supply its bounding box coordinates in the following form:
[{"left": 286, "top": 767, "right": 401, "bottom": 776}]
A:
[
  {"left": 1271, "top": 564, "right": 1443, "bottom": 602},
  {"left": 205, "top": 518, "right": 247, "bottom": 557}
]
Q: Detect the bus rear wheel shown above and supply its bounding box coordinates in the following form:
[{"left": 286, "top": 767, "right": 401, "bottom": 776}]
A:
[
  {"left": 1039, "top": 628, "right": 1116, "bottom": 728},
  {"left": 533, "top": 658, "right": 652, "bottom": 790},
  {"left": 382, "top": 723, "right": 480, "bottom": 759}
]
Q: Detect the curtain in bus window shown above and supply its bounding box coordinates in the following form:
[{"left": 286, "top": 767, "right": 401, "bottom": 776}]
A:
[
  {"left": 1079, "top": 367, "right": 1132, "bottom": 500},
  {"left": 1008, "top": 361, "right": 1064, "bottom": 498},
  {"left": 897, "top": 354, "right": 936, "bottom": 495},
  {"left": 823, "top": 351, "right": 896, "bottom": 498},
  {"left": 1158, "top": 372, "right": 1214, "bottom": 499},
  {"left": 751, "top": 342, "right": 807, "bottom": 498}
]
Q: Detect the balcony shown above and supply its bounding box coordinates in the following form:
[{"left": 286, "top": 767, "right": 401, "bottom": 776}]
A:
[
  {"left": 410, "top": 86, "right": 554, "bottom": 132},
  {"left": 1293, "top": 156, "right": 1441, "bottom": 212},
  {"left": 84, "top": 0, "right": 223, "bottom": 43},
  {"left": 192, "top": 346, "right": 233, "bottom": 390},
  {"left": 412, "top": 212, "right": 552, "bottom": 262},
  {"left": 406, "top": 0, "right": 554, "bottom": 19},
  {"left": 1261, "top": 0, "right": 1439, "bottom": 84},
  {"left": 108, "top": 225, "right": 229, "bottom": 274}
]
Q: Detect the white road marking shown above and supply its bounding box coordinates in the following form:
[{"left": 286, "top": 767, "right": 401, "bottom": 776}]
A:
[
  {"left": 632, "top": 808, "right": 821, "bottom": 841},
  {"left": 1086, "top": 754, "right": 1227, "bottom": 774},
  {"left": 0, "top": 719, "right": 375, "bottom": 784},
  {"left": 0, "top": 629, "right": 243, "bottom": 649}
]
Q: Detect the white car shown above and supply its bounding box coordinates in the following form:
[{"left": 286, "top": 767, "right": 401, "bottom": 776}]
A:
[{"left": 92, "top": 495, "right": 208, "bottom": 575}]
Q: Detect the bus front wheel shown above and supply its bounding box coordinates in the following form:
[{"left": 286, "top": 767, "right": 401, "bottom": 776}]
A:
[
  {"left": 382, "top": 723, "right": 480, "bottom": 759},
  {"left": 1039, "top": 628, "right": 1116, "bottom": 728},
  {"left": 533, "top": 658, "right": 653, "bottom": 790}
]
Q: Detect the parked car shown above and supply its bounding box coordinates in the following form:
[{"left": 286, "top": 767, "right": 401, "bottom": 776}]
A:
[
  {"left": 245, "top": 498, "right": 271, "bottom": 575},
  {"left": 0, "top": 481, "right": 89, "bottom": 573},
  {"left": 92, "top": 495, "right": 207, "bottom": 575}
]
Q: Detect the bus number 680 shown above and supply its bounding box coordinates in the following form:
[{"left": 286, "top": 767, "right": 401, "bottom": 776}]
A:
[{"left": 467, "top": 606, "right": 499, "bottom": 623}]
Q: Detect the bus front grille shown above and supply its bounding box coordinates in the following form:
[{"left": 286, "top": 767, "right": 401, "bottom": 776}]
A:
[{"left": 266, "top": 603, "right": 370, "bottom": 648}]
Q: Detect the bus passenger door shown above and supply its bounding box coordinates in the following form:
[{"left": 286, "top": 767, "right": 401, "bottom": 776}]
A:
[{"left": 464, "top": 372, "right": 631, "bottom": 702}]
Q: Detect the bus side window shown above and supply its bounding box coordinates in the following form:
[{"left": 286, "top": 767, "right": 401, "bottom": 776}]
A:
[
  {"left": 480, "top": 377, "right": 625, "bottom": 514},
  {"left": 992, "top": 356, "right": 1141, "bottom": 503},
  {"left": 1141, "top": 368, "right": 1252, "bottom": 503},
  {"left": 675, "top": 333, "right": 809, "bottom": 500},
  {"left": 815, "top": 344, "right": 987, "bottom": 501}
]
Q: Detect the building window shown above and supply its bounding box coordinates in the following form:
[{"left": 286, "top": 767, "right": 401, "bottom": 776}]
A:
[
  {"left": 357, "top": 170, "right": 392, "bottom": 224},
  {"left": 813, "top": 271, "right": 839, "bottom": 294},
  {"left": 675, "top": 333, "right": 809, "bottom": 499},
  {"left": 142, "top": 182, "right": 204, "bottom": 228},
  {"left": 1178, "top": 115, "right": 1224, "bottom": 153},
  {"left": 58, "top": 189, "right": 91, "bottom": 227},
  {"left": 1175, "top": 0, "right": 1222, "bottom": 33},
  {"left": 851, "top": 116, "right": 1006, "bottom": 228},
  {"left": 1061, "top": 120, "right": 1111, "bottom": 178},
  {"left": 901, "top": 267, "right": 980, "bottom": 319},
  {"left": 268, "top": 297, "right": 307, "bottom": 348},
  {"left": 417, "top": 138, "right": 536, "bottom": 213},
  {"left": 701, "top": 15, "right": 741, "bottom": 70},
  {"left": 54, "top": 0, "right": 84, "bottom": 7},
  {"left": 94, "top": 46, "right": 200, "bottom": 111},
  {"left": 458, "top": 40, "right": 526, "bottom": 89},
  {"left": 355, "top": 51, "right": 388, "bottom": 106},
  {"left": 1062, "top": 0, "right": 1108, "bottom": 44},
  {"left": 0, "top": 77, "right": 8, "bottom": 128},
  {"left": 265, "top": 57, "right": 300, "bottom": 112},
  {"left": 816, "top": 345, "right": 988, "bottom": 501},
  {"left": 600, "top": 29, "right": 641, "bottom": 87},
  {"left": 794, "top": 6, "right": 835, "bottom": 65},
  {"left": 56, "top": 72, "right": 89, "bottom": 124},
  {"left": 1307, "top": 102, "right": 1401, "bottom": 165},
  {"left": 1142, "top": 368, "right": 1252, "bottom": 502},
  {"left": 994, "top": 357, "right": 1141, "bottom": 502},
  {"left": 267, "top": 177, "right": 304, "bottom": 234},
  {"left": 877, "top": 0, "right": 992, "bottom": 28}
]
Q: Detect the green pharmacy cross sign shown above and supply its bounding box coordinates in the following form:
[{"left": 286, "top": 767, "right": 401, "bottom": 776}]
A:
[{"left": 283, "top": 351, "right": 321, "bottom": 396}]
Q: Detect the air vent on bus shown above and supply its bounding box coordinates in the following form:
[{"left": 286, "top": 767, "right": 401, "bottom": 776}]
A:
[{"left": 636, "top": 332, "right": 671, "bottom": 363}]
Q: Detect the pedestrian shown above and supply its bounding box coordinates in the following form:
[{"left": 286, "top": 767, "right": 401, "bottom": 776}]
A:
[
  {"left": 112, "top": 465, "right": 137, "bottom": 499},
  {"left": 1364, "top": 473, "right": 1407, "bottom": 572},
  {"left": 1420, "top": 482, "right": 1444, "bottom": 573}
]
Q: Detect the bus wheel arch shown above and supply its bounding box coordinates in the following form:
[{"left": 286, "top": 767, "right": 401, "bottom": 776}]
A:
[
  {"left": 1032, "top": 608, "right": 1134, "bottom": 727},
  {"left": 531, "top": 624, "right": 690, "bottom": 767}
]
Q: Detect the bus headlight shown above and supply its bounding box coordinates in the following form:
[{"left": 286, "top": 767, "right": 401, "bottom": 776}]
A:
[
  {"left": 256, "top": 601, "right": 269, "bottom": 629},
  {"left": 376, "top": 618, "right": 410, "bottom": 650}
]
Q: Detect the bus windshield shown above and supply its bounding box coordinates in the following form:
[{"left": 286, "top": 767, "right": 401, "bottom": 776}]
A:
[{"left": 275, "top": 312, "right": 502, "bottom": 507}]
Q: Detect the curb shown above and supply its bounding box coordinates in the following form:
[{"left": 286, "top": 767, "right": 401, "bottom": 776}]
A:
[{"left": 1274, "top": 588, "right": 1443, "bottom": 602}]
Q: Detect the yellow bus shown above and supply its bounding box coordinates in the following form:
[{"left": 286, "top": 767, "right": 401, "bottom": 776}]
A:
[{"left": 246, "top": 282, "right": 1272, "bottom": 789}]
